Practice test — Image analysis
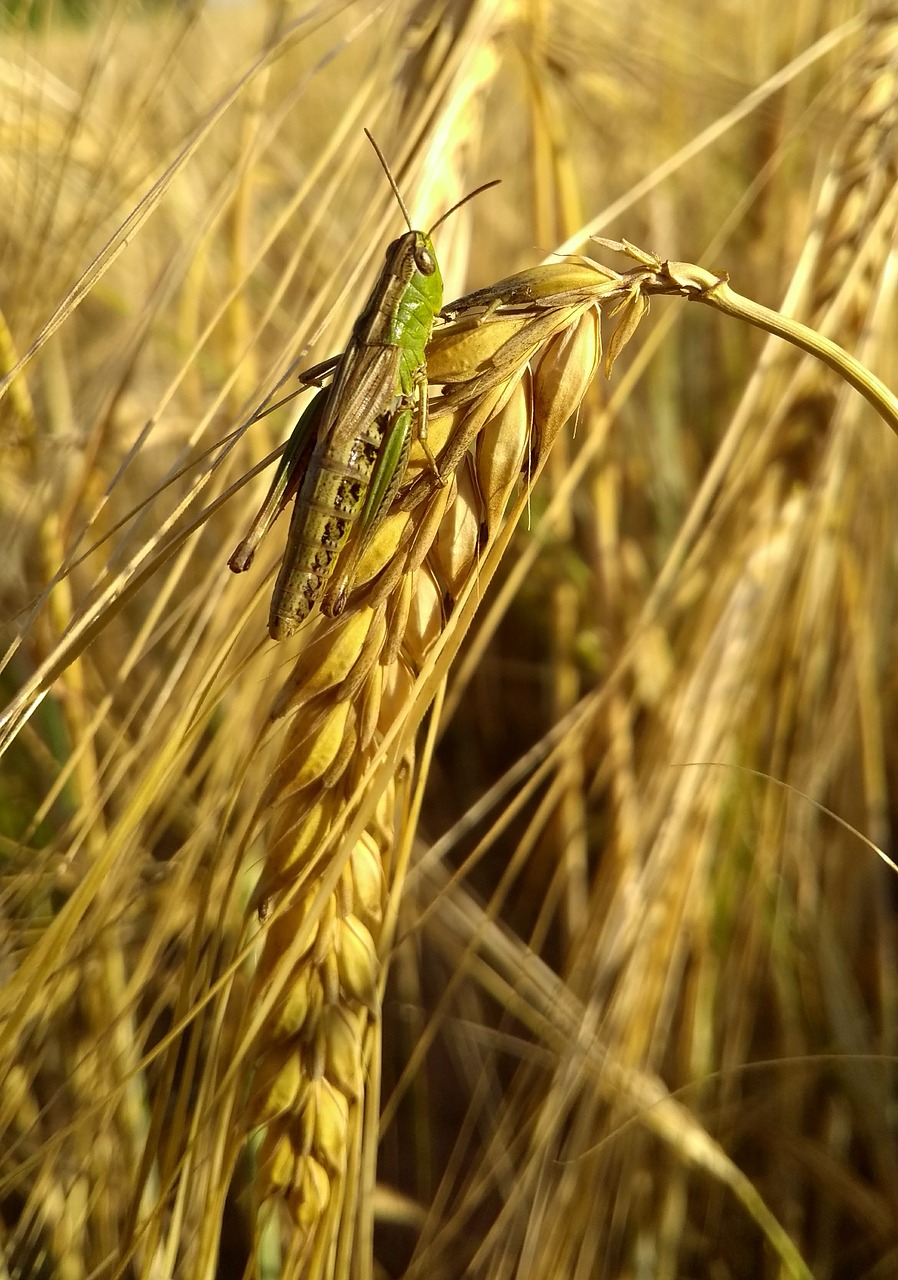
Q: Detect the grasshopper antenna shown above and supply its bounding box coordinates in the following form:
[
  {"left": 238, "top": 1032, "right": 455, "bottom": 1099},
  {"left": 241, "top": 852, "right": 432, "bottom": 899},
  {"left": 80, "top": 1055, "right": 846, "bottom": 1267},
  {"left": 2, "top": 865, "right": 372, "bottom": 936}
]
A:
[
  {"left": 365, "top": 128, "right": 500, "bottom": 235},
  {"left": 429, "top": 178, "right": 501, "bottom": 235},
  {"left": 365, "top": 128, "right": 414, "bottom": 232}
]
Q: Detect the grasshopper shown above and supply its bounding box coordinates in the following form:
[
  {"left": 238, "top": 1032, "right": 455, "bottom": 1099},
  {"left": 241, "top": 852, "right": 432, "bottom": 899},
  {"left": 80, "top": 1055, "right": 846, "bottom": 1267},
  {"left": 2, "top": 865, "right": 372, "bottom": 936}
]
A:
[{"left": 229, "top": 132, "right": 498, "bottom": 640}]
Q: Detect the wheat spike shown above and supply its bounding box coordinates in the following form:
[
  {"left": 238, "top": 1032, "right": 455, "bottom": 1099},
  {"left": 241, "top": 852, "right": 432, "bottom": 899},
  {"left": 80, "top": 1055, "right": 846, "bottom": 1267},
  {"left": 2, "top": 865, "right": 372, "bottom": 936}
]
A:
[{"left": 238, "top": 258, "right": 642, "bottom": 1254}]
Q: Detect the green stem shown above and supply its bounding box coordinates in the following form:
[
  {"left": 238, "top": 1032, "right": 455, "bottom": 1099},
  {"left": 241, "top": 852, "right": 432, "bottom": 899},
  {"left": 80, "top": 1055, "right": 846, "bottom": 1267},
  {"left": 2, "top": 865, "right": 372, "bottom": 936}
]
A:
[{"left": 694, "top": 272, "right": 898, "bottom": 438}]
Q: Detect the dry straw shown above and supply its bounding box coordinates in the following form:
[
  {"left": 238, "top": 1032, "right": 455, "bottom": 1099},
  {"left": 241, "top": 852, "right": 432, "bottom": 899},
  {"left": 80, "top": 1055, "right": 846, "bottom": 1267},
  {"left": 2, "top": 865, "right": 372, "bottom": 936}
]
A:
[{"left": 3, "top": 6, "right": 898, "bottom": 1280}]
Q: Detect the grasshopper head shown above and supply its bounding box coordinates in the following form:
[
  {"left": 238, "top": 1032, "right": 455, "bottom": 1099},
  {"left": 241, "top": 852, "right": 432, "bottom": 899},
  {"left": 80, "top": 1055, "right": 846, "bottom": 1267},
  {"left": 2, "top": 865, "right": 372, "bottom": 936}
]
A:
[
  {"left": 409, "top": 229, "right": 443, "bottom": 313},
  {"left": 411, "top": 231, "right": 437, "bottom": 278}
]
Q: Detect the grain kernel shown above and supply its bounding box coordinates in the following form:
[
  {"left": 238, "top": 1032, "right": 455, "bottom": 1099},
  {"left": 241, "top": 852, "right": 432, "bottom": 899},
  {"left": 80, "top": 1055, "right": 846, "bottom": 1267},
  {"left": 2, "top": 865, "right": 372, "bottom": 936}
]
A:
[
  {"left": 247, "top": 1044, "right": 301, "bottom": 1125},
  {"left": 476, "top": 368, "right": 533, "bottom": 534},
  {"left": 403, "top": 566, "right": 443, "bottom": 665},
  {"left": 319, "top": 1007, "right": 363, "bottom": 1099},
  {"left": 269, "top": 965, "right": 324, "bottom": 1042},
  {"left": 253, "top": 798, "right": 334, "bottom": 904},
  {"left": 271, "top": 608, "right": 375, "bottom": 718},
  {"left": 352, "top": 510, "right": 412, "bottom": 588},
  {"left": 335, "top": 913, "right": 379, "bottom": 1010},
  {"left": 278, "top": 700, "right": 351, "bottom": 792},
  {"left": 426, "top": 314, "right": 532, "bottom": 383},
  {"left": 286, "top": 1155, "right": 330, "bottom": 1234},
  {"left": 257, "top": 1129, "right": 297, "bottom": 1196},
  {"left": 432, "top": 460, "right": 481, "bottom": 598},
  {"left": 312, "top": 1078, "right": 351, "bottom": 1174},
  {"left": 406, "top": 408, "right": 457, "bottom": 479},
  {"left": 532, "top": 307, "right": 601, "bottom": 459},
  {"left": 349, "top": 832, "right": 385, "bottom": 930}
]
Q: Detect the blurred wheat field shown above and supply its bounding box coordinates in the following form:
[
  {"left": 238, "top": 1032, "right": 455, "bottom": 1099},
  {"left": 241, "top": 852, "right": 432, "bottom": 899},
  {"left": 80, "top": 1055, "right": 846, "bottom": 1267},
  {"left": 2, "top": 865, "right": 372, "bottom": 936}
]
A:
[{"left": 2, "top": 1, "right": 898, "bottom": 1278}]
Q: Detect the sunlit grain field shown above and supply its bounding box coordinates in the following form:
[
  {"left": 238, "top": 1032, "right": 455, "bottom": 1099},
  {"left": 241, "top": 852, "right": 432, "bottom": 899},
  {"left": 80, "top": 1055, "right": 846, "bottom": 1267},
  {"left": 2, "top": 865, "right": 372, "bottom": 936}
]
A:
[{"left": 2, "top": 3, "right": 897, "bottom": 1278}]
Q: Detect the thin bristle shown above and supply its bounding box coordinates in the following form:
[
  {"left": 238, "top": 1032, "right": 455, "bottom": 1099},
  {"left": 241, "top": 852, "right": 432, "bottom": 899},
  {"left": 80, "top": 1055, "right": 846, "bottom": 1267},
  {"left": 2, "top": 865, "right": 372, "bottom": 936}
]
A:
[{"left": 364, "top": 126, "right": 414, "bottom": 232}]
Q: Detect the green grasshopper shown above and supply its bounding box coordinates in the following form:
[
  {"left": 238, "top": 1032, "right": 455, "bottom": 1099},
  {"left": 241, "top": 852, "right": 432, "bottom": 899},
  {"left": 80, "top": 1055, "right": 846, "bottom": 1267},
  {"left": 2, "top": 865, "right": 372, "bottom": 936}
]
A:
[{"left": 229, "top": 132, "right": 498, "bottom": 640}]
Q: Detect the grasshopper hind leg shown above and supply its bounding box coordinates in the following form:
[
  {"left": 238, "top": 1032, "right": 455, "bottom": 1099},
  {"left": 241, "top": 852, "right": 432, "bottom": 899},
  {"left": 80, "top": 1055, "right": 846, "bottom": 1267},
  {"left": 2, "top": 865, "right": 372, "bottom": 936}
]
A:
[
  {"left": 228, "top": 390, "right": 323, "bottom": 573},
  {"left": 321, "top": 404, "right": 415, "bottom": 618}
]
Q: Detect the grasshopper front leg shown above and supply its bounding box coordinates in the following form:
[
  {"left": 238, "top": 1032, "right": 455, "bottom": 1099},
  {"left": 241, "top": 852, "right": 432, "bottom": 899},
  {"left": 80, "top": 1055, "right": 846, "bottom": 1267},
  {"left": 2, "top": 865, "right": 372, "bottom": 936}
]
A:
[{"left": 411, "top": 362, "right": 445, "bottom": 484}]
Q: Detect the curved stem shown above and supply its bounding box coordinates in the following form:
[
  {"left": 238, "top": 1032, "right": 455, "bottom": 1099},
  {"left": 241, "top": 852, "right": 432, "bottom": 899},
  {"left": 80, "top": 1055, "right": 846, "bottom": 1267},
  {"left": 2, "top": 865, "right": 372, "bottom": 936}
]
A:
[{"left": 695, "top": 275, "right": 898, "bottom": 438}]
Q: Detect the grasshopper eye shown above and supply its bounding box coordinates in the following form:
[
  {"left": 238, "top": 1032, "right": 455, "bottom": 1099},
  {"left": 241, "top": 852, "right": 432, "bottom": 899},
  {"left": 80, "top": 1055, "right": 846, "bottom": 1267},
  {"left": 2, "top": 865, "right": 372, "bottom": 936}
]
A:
[{"left": 414, "top": 243, "right": 436, "bottom": 275}]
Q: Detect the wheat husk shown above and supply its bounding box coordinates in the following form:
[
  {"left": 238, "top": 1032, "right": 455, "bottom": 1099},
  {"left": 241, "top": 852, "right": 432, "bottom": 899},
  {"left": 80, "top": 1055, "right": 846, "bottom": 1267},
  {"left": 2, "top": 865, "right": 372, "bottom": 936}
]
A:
[{"left": 238, "top": 248, "right": 627, "bottom": 1254}]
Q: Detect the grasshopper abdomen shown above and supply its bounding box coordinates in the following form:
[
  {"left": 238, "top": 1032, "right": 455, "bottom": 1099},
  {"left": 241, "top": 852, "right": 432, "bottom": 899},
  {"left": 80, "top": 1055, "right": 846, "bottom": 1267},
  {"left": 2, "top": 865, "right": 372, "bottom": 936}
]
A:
[{"left": 268, "top": 414, "right": 391, "bottom": 640}]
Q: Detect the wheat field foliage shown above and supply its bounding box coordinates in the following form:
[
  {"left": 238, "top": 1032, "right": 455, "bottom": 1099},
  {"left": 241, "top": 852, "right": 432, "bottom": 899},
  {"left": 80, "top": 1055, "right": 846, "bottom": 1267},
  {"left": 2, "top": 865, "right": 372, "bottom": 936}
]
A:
[{"left": 1, "top": 2, "right": 898, "bottom": 1278}]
